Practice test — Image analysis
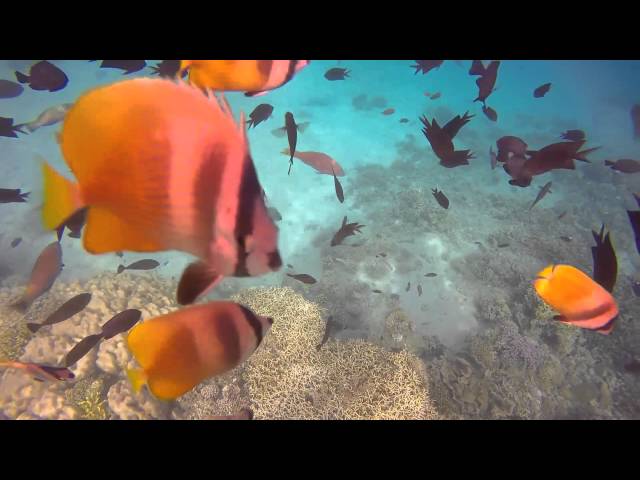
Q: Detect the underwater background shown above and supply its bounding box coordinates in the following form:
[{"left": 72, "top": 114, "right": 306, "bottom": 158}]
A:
[{"left": 0, "top": 59, "right": 638, "bottom": 419}]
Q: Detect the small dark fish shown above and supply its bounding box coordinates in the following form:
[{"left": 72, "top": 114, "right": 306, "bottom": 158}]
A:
[
  {"left": 627, "top": 193, "right": 640, "bottom": 256},
  {"left": 98, "top": 60, "right": 147, "bottom": 75},
  {"left": 605, "top": 159, "right": 640, "bottom": 174},
  {"left": 432, "top": 188, "right": 449, "bottom": 209},
  {"left": 11, "top": 241, "right": 63, "bottom": 313},
  {"left": 533, "top": 83, "right": 552, "bottom": 98},
  {"left": 284, "top": 112, "right": 298, "bottom": 175},
  {"left": 11, "top": 237, "right": 22, "bottom": 248},
  {"left": 100, "top": 309, "right": 143, "bottom": 340},
  {"left": 489, "top": 146, "right": 497, "bottom": 170},
  {"left": 149, "top": 60, "right": 187, "bottom": 79},
  {"left": 558, "top": 211, "right": 568, "bottom": 220},
  {"left": 115, "top": 251, "right": 124, "bottom": 258},
  {"left": 632, "top": 280, "right": 640, "bottom": 297},
  {"left": 15, "top": 61, "right": 68, "bottom": 92},
  {"left": 286, "top": 273, "right": 317, "bottom": 285},
  {"left": 331, "top": 216, "right": 365, "bottom": 247},
  {"left": 117, "top": 259, "right": 160, "bottom": 274},
  {"left": 0, "top": 188, "right": 29, "bottom": 203},
  {"left": 623, "top": 359, "right": 640, "bottom": 374},
  {"left": 417, "top": 284, "right": 423, "bottom": 296},
  {"left": 267, "top": 206, "right": 282, "bottom": 222},
  {"left": 429, "top": 92, "right": 441, "bottom": 100},
  {"left": 382, "top": 108, "right": 395, "bottom": 115},
  {"left": 0, "top": 117, "right": 25, "bottom": 138},
  {"left": 412, "top": 60, "right": 443, "bottom": 75},
  {"left": 376, "top": 253, "right": 387, "bottom": 258},
  {"left": 26, "top": 293, "right": 92, "bottom": 334},
  {"left": 497, "top": 243, "right": 510, "bottom": 248},
  {"left": 247, "top": 104, "right": 274, "bottom": 129},
  {"left": 482, "top": 105, "right": 498, "bottom": 122},
  {"left": 405, "top": 282, "right": 411, "bottom": 292},
  {"left": 424, "top": 273, "right": 437, "bottom": 277},
  {"left": 473, "top": 241, "right": 482, "bottom": 247},
  {"left": 205, "top": 408, "right": 254, "bottom": 420},
  {"left": 372, "top": 289, "right": 383, "bottom": 293},
  {"left": 324, "top": 68, "right": 349, "bottom": 81},
  {"left": 316, "top": 316, "right": 336, "bottom": 350},
  {"left": 332, "top": 167, "right": 344, "bottom": 203},
  {"left": 560, "top": 130, "right": 586, "bottom": 142},
  {"left": 0, "top": 79, "right": 24, "bottom": 99},
  {"left": 400, "top": 118, "right": 409, "bottom": 123},
  {"left": 591, "top": 224, "right": 617, "bottom": 293},
  {"left": 55, "top": 207, "right": 87, "bottom": 241},
  {"left": 560, "top": 236, "right": 573, "bottom": 242},
  {"left": 529, "top": 181, "right": 553, "bottom": 210},
  {"left": 63, "top": 334, "right": 103, "bottom": 367},
  {"left": 0, "top": 360, "right": 74, "bottom": 382}
]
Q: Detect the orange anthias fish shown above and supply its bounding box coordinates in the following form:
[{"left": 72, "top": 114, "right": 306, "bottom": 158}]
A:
[
  {"left": 281, "top": 149, "right": 345, "bottom": 176},
  {"left": 179, "top": 60, "right": 309, "bottom": 97},
  {"left": 0, "top": 360, "right": 74, "bottom": 382},
  {"left": 126, "top": 301, "right": 273, "bottom": 400},
  {"left": 534, "top": 264, "right": 619, "bottom": 334},
  {"left": 41, "top": 78, "right": 282, "bottom": 306}
]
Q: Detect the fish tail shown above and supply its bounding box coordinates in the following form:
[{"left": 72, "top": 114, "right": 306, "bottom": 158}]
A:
[
  {"left": 41, "top": 161, "right": 84, "bottom": 231},
  {"left": 126, "top": 368, "right": 148, "bottom": 394},
  {"left": 116, "top": 265, "right": 125, "bottom": 274},
  {"left": 575, "top": 146, "right": 601, "bottom": 162},
  {"left": 26, "top": 323, "right": 41, "bottom": 334},
  {"left": 604, "top": 160, "right": 614, "bottom": 166},
  {"left": 15, "top": 71, "right": 29, "bottom": 84}
]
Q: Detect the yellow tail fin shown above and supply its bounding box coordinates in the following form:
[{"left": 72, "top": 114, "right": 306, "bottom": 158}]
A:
[
  {"left": 127, "top": 368, "right": 148, "bottom": 394},
  {"left": 41, "top": 161, "right": 83, "bottom": 230}
]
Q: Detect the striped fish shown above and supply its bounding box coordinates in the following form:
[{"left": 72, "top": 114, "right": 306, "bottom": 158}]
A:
[
  {"left": 179, "top": 60, "right": 309, "bottom": 97},
  {"left": 126, "top": 301, "right": 273, "bottom": 400},
  {"left": 41, "top": 78, "right": 281, "bottom": 306}
]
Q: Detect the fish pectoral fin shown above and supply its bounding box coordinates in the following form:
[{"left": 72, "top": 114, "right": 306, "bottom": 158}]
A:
[
  {"left": 83, "top": 207, "right": 163, "bottom": 254},
  {"left": 297, "top": 122, "right": 310, "bottom": 134},
  {"left": 177, "top": 261, "right": 224, "bottom": 305},
  {"left": 127, "top": 368, "right": 148, "bottom": 394}
]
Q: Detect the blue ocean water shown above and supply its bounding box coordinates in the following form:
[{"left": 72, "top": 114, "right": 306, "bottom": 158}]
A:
[{"left": 0, "top": 60, "right": 639, "bottom": 420}]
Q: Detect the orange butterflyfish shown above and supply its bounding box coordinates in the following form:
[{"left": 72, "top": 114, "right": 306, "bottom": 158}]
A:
[
  {"left": 179, "top": 60, "right": 309, "bottom": 97},
  {"left": 126, "top": 301, "right": 273, "bottom": 400},
  {"left": 41, "top": 78, "right": 282, "bottom": 306},
  {"left": 533, "top": 264, "right": 619, "bottom": 335}
]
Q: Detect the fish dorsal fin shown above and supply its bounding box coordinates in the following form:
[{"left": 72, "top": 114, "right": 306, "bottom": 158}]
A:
[{"left": 342, "top": 216, "right": 347, "bottom": 228}]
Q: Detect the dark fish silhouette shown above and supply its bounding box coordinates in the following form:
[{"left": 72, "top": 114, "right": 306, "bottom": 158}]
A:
[
  {"left": 98, "top": 60, "right": 147, "bottom": 74},
  {"left": 591, "top": 224, "right": 618, "bottom": 293},
  {"left": 149, "top": 60, "right": 186, "bottom": 78},
  {"left": 533, "top": 83, "right": 552, "bottom": 98},
  {"left": 101, "top": 309, "right": 142, "bottom": 340},
  {"left": 417, "top": 284, "right": 423, "bottom": 296},
  {"left": 529, "top": 181, "right": 553, "bottom": 210},
  {"left": 496, "top": 136, "right": 528, "bottom": 159},
  {"left": 400, "top": 118, "right": 409, "bottom": 123},
  {"left": 0, "top": 79, "right": 24, "bottom": 99},
  {"left": 331, "top": 216, "right": 365, "bottom": 246},
  {"left": 420, "top": 112, "right": 475, "bottom": 168},
  {"left": 372, "top": 289, "right": 383, "bottom": 293},
  {"left": 631, "top": 104, "right": 640, "bottom": 140},
  {"left": 11, "top": 241, "right": 63, "bottom": 313},
  {"left": 332, "top": 167, "right": 344, "bottom": 203},
  {"left": 246, "top": 104, "right": 274, "bottom": 129},
  {"left": 412, "top": 60, "right": 443, "bottom": 75},
  {"left": 474, "top": 61, "right": 500, "bottom": 104},
  {"left": 0, "top": 117, "right": 26, "bottom": 138},
  {"left": 497, "top": 243, "right": 510, "bottom": 248},
  {"left": 15, "top": 61, "right": 68, "bottom": 92},
  {"left": 27, "top": 293, "right": 92, "bottom": 333},
  {"left": 284, "top": 112, "right": 298, "bottom": 175},
  {"left": 482, "top": 105, "right": 498, "bottom": 122},
  {"left": 405, "top": 282, "right": 411, "bottom": 292},
  {"left": 424, "top": 273, "right": 437, "bottom": 277},
  {"left": 316, "top": 316, "right": 336, "bottom": 350},
  {"left": 324, "top": 68, "right": 349, "bottom": 80},
  {"left": 117, "top": 259, "right": 160, "bottom": 274},
  {"left": 605, "top": 159, "right": 640, "bottom": 173},
  {"left": 11, "top": 237, "right": 22, "bottom": 248},
  {"left": 627, "top": 193, "right": 640, "bottom": 255},
  {"left": 64, "top": 334, "right": 103, "bottom": 367},
  {"left": 286, "top": 273, "right": 317, "bottom": 284},
  {"left": 376, "top": 253, "right": 387, "bottom": 258},
  {"left": 0, "top": 360, "right": 74, "bottom": 382},
  {"left": 0, "top": 188, "right": 29, "bottom": 203},
  {"left": 382, "top": 108, "right": 395, "bottom": 115},
  {"left": 432, "top": 188, "right": 449, "bottom": 209},
  {"left": 561, "top": 130, "right": 585, "bottom": 142},
  {"left": 56, "top": 207, "right": 87, "bottom": 241}
]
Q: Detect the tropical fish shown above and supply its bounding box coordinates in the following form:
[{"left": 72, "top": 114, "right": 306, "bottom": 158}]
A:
[
  {"left": 429, "top": 92, "right": 441, "bottom": 100},
  {"left": 482, "top": 105, "right": 498, "bottom": 122},
  {"left": 518, "top": 141, "right": 600, "bottom": 180},
  {"left": 286, "top": 273, "right": 317, "bottom": 284},
  {"left": 382, "top": 108, "right": 395, "bottom": 115},
  {"left": 432, "top": 188, "right": 449, "bottom": 209},
  {"left": 17, "top": 103, "right": 73, "bottom": 133},
  {"left": 473, "top": 61, "right": 500, "bottom": 104},
  {"left": 0, "top": 188, "right": 29, "bottom": 203},
  {"left": 332, "top": 167, "right": 344, "bottom": 203},
  {"left": 179, "top": 60, "right": 309, "bottom": 97},
  {"left": 0, "top": 79, "right": 24, "bottom": 99},
  {"left": 424, "top": 273, "right": 437, "bottom": 277},
  {"left": 0, "top": 117, "right": 25, "bottom": 138},
  {"left": 64, "top": 334, "right": 103, "bottom": 367},
  {"left": 11, "top": 237, "right": 22, "bottom": 248},
  {"left": 331, "top": 216, "right": 365, "bottom": 246},
  {"left": 561, "top": 130, "right": 585, "bottom": 142},
  {"left": 631, "top": 104, "right": 640, "bottom": 140},
  {"left": 280, "top": 149, "right": 344, "bottom": 176},
  {"left": 533, "top": 264, "right": 619, "bottom": 334},
  {"left": 420, "top": 112, "right": 475, "bottom": 168},
  {"left": 101, "top": 309, "right": 142, "bottom": 340},
  {"left": 97, "top": 60, "right": 147, "bottom": 74},
  {"left": 400, "top": 118, "right": 409, "bottom": 123},
  {"left": 11, "top": 241, "right": 63, "bottom": 313},
  {"left": 626, "top": 193, "right": 640, "bottom": 255},
  {"left": 324, "top": 68, "right": 349, "bottom": 80},
  {"left": 40, "top": 78, "right": 281, "bottom": 306},
  {"left": 246, "top": 104, "right": 274, "bottom": 128},
  {"left": 604, "top": 159, "right": 640, "bottom": 173},
  {"left": 533, "top": 83, "right": 552, "bottom": 98},
  {"left": 149, "top": 60, "right": 186, "bottom": 78},
  {"left": 26, "top": 293, "right": 92, "bottom": 333},
  {"left": 412, "top": 60, "right": 443, "bottom": 75},
  {"left": 497, "top": 243, "right": 510, "bottom": 248},
  {"left": 284, "top": 112, "right": 299, "bottom": 175},
  {"left": 591, "top": 224, "right": 617, "bottom": 293},
  {"left": 405, "top": 282, "right": 411, "bottom": 292},
  {"left": 0, "top": 360, "right": 74, "bottom": 382},
  {"left": 529, "top": 181, "right": 552, "bottom": 210},
  {"left": 126, "top": 301, "right": 273, "bottom": 400},
  {"left": 316, "top": 316, "right": 336, "bottom": 351},
  {"left": 15, "top": 61, "right": 68, "bottom": 92},
  {"left": 117, "top": 259, "right": 160, "bottom": 274},
  {"left": 372, "top": 289, "right": 383, "bottom": 293}
]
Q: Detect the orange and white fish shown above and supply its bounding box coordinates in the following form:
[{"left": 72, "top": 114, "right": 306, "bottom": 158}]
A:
[
  {"left": 41, "top": 78, "right": 282, "bottom": 306},
  {"left": 126, "top": 301, "right": 273, "bottom": 400},
  {"left": 179, "top": 60, "right": 309, "bottom": 97},
  {"left": 0, "top": 360, "right": 74, "bottom": 382},
  {"left": 534, "top": 264, "right": 619, "bottom": 334},
  {"left": 11, "top": 241, "right": 63, "bottom": 313}
]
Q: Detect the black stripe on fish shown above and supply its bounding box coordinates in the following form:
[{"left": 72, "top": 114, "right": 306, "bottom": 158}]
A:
[
  {"left": 236, "top": 303, "right": 265, "bottom": 347},
  {"left": 213, "top": 310, "right": 242, "bottom": 366},
  {"left": 232, "top": 154, "right": 257, "bottom": 277},
  {"left": 283, "top": 61, "right": 299, "bottom": 86},
  {"left": 256, "top": 60, "right": 273, "bottom": 79}
]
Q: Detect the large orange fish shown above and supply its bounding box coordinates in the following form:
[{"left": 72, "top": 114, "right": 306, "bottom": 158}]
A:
[
  {"left": 126, "top": 301, "right": 273, "bottom": 400},
  {"left": 179, "top": 60, "right": 309, "bottom": 97},
  {"left": 41, "top": 78, "right": 282, "bottom": 306},
  {"left": 533, "top": 264, "right": 619, "bottom": 334}
]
